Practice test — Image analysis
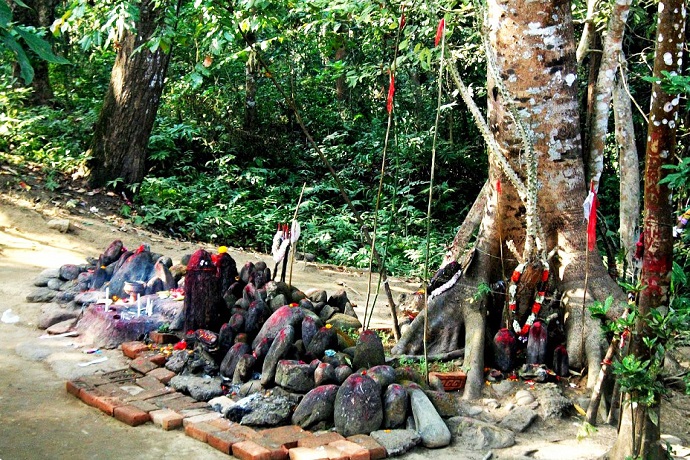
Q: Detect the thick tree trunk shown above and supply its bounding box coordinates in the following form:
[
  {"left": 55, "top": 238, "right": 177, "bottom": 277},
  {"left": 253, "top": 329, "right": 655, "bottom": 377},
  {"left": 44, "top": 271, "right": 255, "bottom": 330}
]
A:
[
  {"left": 393, "top": 0, "right": 626, "bottom": 398},
  {"left": 488, "top": 0, "right": 625, "bottom": 388},
  {"left": 10, "top": 0, "right": 57, "bottom": 104},
  {"left": 87, "top": 0, "right": 173, "bottom": 187},
  {"left": 607, "top": 0, "right": 685, "bottom": 457}
]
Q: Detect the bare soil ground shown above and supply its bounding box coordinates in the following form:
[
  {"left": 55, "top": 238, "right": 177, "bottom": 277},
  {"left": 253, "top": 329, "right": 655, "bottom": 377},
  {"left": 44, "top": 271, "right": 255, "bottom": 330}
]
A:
[{"left": 0, "top": 165, "right": 688, "bottom": 460}]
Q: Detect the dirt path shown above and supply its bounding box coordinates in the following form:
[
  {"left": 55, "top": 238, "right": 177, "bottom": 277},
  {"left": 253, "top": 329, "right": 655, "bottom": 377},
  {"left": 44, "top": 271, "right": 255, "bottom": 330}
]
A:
[{"left": 1, "top": 183, "right": 688, "bottom": 460}]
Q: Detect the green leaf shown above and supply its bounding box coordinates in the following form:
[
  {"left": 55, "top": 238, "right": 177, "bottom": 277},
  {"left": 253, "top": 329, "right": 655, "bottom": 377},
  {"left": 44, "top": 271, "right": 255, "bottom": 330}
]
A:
[
  {"left": 189, "top": 72, "right": 203, "bottom": 89},
  {"left": 1, "top": 32, "right": 34, "bottom": 83},
  {"left": 0, "top": 2, "right": 11, "bottom": 28},
  {"left": 15, "top": 27, "right": 70, "bottom": 64},
  {"left": 648, "top": 409, "right": 659, "bottom": 426},
  {"left": 13, "top": 0, "right": 29, "bottom": 7}
]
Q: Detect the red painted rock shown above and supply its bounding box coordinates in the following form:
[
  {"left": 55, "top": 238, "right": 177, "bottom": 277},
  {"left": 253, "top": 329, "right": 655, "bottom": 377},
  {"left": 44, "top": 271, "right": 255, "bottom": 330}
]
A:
[
  {"left": 252, "top": 305, "right": 304, "bottom": 349},
  {"left": 292, "top": 384, "right": 339, "bottom": 429},
  {"left": 334, "top": 373, "right": 383, "bottom": 436}
]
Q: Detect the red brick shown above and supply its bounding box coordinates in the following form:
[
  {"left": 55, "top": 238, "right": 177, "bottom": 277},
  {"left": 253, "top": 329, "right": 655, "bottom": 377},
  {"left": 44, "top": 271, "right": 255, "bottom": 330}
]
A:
[
  {"left": 92, "top": 395, "right": 124, "bottom": 416},
  {"left": 149, "top": 331, "right": 180, "bottom": 344},
  {"left": 328, "top": 440, "right": 371, "bottom": 460},
  {"left": 147, "top": 353, "right": 167, "bottom": 367},
  {"left": 345, "top": 435, "right": 386, "bottom": 460},
  {"left": 254, "top": 436, "right": 290, "bottom": 460},
  {"left": 233, "top": 440, "right": 273, "bottom": 460},
  {"left": 288, "top": 447, "right": 329, "bottom": 460},
  {"left": 261, "top": 425, "right": 309, "bottom": 449},
  {"left": 135, "top": 375, "right": 166, "bottom": 391},
  {"left": 96, "top": 383, "right": 133, "bottom": 399},
  {"left": 66, "top": 380, "right": 92, "bottom": 397},
  {"left": 113, "top": 404, "right": 151, "bottom": 426},
  {"left": 149, "top": 393, "right": 205, "bottom": 412},
  {"left": 122, "top": 341, "right": 150, "bottom": 359},
  {"left": 290, "top": 445, "right": 350, "bottom": 460},
  {"left": 76, "top": 386, "right": 124, "bottom": 416},
  {"left": 147, "top": 367, "right": 176, "bottom": 384},
  {"left": 185, "top": 421, "right": 224, "bottom": 443},
  {"left": 130, "top": 356, "right": 159, "bottom": 374},
  {"left": 121, "top": 386, "right": 175, "bottom": 403},
  {"left": 205, "top": 423, "right": 259, "bottom": 453},
  {"left": 182, "top": 411, "right": 221, "bottom": 427},
  {"left": 298, "top": 432, "right": 345, "bottom": 448},
  {"left": 150, "top": 409, "right": 184, "bottom": 430},
  {"left": 77, "top": 388, "right": 108, "bottom": 410},
  {"left": 208, "top": 430, "right": 246, "bottom": 455},
  {"left": 79, "top": 374, "right": 112, "bottom": 386},
  {"left": 129, "top": 399, "right": 159, "bottom": 413},
  {"left": 208, "top": 418, "right": 233, "bottom": 430}
]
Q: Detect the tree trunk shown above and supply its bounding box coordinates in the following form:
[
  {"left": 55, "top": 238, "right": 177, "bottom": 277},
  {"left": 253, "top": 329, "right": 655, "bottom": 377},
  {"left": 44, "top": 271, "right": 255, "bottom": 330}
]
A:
[
  {"left": 393, "top": 0, "right": 626, "bottom": 398},
  {"left": 87, "top": 0, "right": 174, "bottom": 187},
  {"left": 607, "top": 0, "right": 686, "bottom": 457},
  {"left": 10, "top": 0, "right": 57, "bottom": 104},
  {"left": 335, "top": 40, "right": 347, "bottom": 101},
  {"left": 613, "top": 58, "right": 640, "bottom": 280},
  {"left": 586, "top": 0, "right": 632, "bottom": 191}
]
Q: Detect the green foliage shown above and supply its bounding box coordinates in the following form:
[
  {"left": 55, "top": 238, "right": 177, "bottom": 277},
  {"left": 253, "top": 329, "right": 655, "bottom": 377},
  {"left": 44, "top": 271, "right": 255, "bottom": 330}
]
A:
[{"left": 0, "top": 1, "right": 69, "bottom": 84}]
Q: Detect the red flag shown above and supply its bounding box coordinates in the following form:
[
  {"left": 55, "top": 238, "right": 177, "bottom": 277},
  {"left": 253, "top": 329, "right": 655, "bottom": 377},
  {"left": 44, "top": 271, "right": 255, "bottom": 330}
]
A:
[
  {"left": 583, "top": 181, "right": 598, "bottom": 251},
  {"left": 387, "top": 72, "right": 395, "bottom": 114},
  {"left": 496, "top": 179, "right": 501, "bottom": 195},
  {"left": 435, "top": 18, "right": 445, "bottom": 47}
]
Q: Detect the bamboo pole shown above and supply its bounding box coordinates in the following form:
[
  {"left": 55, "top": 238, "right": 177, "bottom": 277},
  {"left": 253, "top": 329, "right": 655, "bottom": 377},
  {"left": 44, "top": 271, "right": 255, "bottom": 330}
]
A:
[{"left": 288, "top": 183, "right": 307, "bottom": 290}]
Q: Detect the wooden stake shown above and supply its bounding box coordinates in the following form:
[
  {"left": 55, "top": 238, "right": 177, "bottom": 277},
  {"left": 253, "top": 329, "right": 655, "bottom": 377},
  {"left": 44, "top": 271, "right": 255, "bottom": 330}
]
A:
[{"left": 288, "top": 183, "right": 307, "bottom": 290}]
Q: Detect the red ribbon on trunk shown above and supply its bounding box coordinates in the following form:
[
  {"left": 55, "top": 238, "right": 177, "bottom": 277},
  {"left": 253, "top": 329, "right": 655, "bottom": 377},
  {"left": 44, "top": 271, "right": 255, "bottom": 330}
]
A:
[
  {"left": 387, "top": 72, "right": 395, "bottom": 114},
  {"left": 435, "top": 18, "right": 445, "bottom": 47},
  {"left": 584, "top": 181, "right": 598, "bottom": 251}
]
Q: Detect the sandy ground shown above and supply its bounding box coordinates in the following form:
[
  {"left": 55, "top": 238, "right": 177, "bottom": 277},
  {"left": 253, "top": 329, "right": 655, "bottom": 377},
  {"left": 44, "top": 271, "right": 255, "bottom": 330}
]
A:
[{"left": 0, "top": 184, "right": 688, "bottom": 460}]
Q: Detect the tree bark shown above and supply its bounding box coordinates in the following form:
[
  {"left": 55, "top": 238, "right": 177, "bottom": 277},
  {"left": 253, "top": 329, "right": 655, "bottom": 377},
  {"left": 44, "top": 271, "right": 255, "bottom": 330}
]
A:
[
  {"left": 586, "top": 0, "right": 632, "bottom": 191},
  {"left": 87, "top": 0, "right": 174, "bottom": 187},
  {"left": 393, "top": 0, "right": 626, "bottom": 398},
  {"left": 613, "top": 58, "right": 640, "bottom": 280},
  {"left": 607, "top": 0, "right": 686, "bottom": 457},
  {"left": 576, "top": 0, "right": 598, "bottom": 64}
]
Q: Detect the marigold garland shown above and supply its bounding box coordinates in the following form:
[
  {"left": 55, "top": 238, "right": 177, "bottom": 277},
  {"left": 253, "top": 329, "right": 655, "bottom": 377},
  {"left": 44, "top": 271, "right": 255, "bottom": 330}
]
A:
[{"left": 507, "top": 261, "right": 549, "bottom": 338}]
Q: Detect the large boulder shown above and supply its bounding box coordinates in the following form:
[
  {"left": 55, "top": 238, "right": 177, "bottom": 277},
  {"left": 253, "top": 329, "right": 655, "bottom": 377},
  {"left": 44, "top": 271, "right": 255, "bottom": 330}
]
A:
[
  {"left": 220, "top": 343, "right": 252, "bottom": 379},
  {"left": 409, "top": 388, "right": 451, "bottom": 448},
  {"left": 252, "top": 305, "right": 304, "bottom": 349},
  {"left": 292, "top": 384, "right": 339, "bottom": 429},
  {"left": 275, "top": 360, "right": 315, "bottom": 393},
  {"left": 109, "top": 250, "right": 155, "bottom": 298},
  {"left": 260, "top": 325, "right": 295, "bottom": 386},
  {"left": 334, "top": 372, "right": 383, "bottom": 436},
  {"left": 383, "top": 384, "right": 408, "bottom": 429},
  {"left": 446, "top": 416, "right": 515, "bottom": 450},
  {"left": 352, "top": 330, "right": 386, "bottom": 370}
]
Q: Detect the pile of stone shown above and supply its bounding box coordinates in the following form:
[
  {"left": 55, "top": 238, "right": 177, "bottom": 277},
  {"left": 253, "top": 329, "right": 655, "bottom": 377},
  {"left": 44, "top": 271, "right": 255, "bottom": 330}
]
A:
[
  {"left": 28, "top": 240, "right": 185, "bottom": 347},
  {"left": 34, "top": 239, "right": 586, "bottom": 456}
]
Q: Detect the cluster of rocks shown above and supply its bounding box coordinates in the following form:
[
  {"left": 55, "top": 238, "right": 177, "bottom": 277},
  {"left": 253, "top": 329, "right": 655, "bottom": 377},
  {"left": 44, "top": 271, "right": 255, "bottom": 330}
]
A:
[
  {"left": 28, "top": 239, "right": 587, "bottom": 455},
  {"left": 28, "top": 240, "right": 188, "bottom": 347}
]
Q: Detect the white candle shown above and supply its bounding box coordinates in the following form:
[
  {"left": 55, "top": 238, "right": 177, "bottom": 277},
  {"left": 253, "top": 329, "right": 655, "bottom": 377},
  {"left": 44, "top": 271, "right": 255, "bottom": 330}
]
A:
[
  {"left": 146, "top": 298, "right": 153, "bottom": 317},
  {"left": 105, "top": 287, "right": 109, "bottom": 302},
  {"left": 137, "top": 294, "right": 141, "bottom": 317}
]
